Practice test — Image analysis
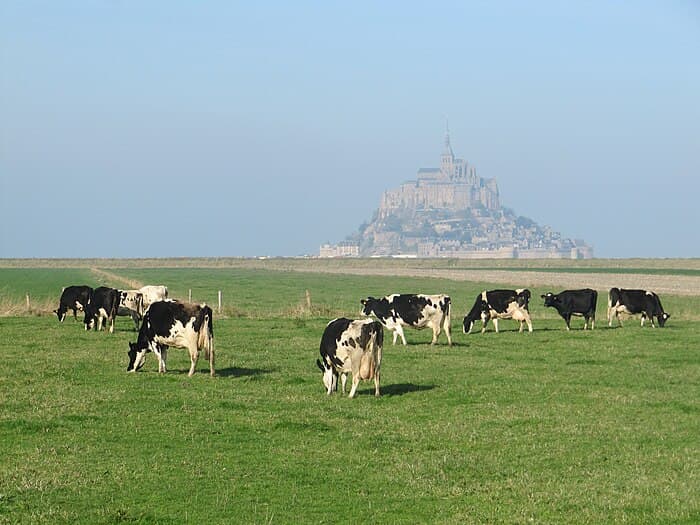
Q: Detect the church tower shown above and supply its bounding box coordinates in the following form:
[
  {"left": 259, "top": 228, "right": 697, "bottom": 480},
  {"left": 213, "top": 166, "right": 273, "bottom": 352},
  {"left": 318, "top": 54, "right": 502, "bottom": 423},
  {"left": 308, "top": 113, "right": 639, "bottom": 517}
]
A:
[{"left": 440, "top": 124, "right": 455, "bottom": 179}]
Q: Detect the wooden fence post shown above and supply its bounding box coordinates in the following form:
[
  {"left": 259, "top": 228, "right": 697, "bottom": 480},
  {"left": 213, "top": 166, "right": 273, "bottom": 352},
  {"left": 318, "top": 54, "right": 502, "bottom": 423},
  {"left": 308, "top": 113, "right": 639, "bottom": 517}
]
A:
[
  {"left": 188, "top": 289, "right": 192, "bottom": 303},
  {"left": 218, "top": 290, "right": 222, "bottom": 313},
  {"left": 26, "top": 293, "right": 30, "bottom": 311},
  {"left": 305, "top": 289, "right": 312, "bottom": 310}
]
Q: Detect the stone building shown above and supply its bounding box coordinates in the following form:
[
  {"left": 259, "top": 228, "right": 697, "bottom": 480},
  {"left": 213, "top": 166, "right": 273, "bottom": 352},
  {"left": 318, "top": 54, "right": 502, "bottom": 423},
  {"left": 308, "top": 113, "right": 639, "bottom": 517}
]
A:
[
  {"left": 379, "top": 131, "right": 500, "bottom": 214},
  {"left": 321, "top": 129, "right": 593, "bottom": 259}
]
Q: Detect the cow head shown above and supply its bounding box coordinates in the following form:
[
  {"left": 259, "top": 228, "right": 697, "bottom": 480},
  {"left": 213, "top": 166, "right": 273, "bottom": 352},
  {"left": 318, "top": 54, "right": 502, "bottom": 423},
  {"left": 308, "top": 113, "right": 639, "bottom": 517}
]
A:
[
  {"left": 360, "top": 297, "right": 376, "bottom": 317},
  {"left": 54, "top": 307, "right": 65, "bottom": 322},
  {"left": 316, "top": 358, "right": 337, "bottom": 393},
  {"left": 83, "top": 307, "right": 97, "bottom": 331},
  {"left": 516, "top": 289, "right": 531, "bottom": 310},
  {"left": 657, "top": 312, "right": 670, "bottom": 327},
  {"left": 463, "top": 297, "right": 489, "bottom": 334},
  {"left": 541, "top": 293, "right": 557, "bottom": 308},
  {"left": 127, "top": 342, "right": 148, "bottom": 372}
]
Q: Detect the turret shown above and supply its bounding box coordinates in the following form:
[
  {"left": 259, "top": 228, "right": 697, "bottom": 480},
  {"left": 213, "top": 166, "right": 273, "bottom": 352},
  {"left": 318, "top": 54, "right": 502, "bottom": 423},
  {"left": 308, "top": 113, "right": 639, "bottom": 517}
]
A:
[{"left": 440, "top": 125, "right": 454, "bottom": 178}]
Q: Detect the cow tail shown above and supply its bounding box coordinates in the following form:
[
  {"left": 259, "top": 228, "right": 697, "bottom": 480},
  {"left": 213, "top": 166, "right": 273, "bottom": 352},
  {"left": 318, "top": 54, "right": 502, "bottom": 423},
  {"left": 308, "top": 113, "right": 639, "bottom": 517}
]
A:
[
  {"left": 201, "top": 312, "right": 215, "bottom": 377},
  {"left": 373, "top": 322, "right": 383, "bottom": 369},
  {"left": 198, "top": 309, "right": 214, "bottom": 360}
]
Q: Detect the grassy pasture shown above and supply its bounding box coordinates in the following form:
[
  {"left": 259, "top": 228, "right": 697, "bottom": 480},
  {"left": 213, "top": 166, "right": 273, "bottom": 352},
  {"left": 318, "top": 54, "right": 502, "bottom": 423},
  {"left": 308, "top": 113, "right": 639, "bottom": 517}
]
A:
[{"left": 1, "top": 265, "right": 699, "bottom": 524}]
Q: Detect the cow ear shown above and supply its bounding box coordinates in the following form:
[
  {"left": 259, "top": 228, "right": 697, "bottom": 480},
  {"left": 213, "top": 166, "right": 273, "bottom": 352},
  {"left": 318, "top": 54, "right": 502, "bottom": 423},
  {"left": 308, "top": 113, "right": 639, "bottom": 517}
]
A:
[
  {"left": 540, "top": 295, "right": 546, "bottom": 299},
  {"left": 360, "top": 299, "right": 366, "bottom": 305}
]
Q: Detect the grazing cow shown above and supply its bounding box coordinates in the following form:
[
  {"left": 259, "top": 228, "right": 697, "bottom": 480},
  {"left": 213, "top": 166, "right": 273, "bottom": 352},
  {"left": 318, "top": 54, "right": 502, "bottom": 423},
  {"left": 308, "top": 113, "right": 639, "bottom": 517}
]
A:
[
  {"left": 117, "top": 290, "right": 145, "bottom": 330},
  {"left": 360, "top": 294, "right": 452, "bottom": 346},
  {"left": 463, "top": 289, "right": 532, "bottom": 334},
  {"left": 316, "top": 317, "right": 383, "bottom": 398},
  {"left": 607, "top": 288, "right": 670, "bottom": 328},
  {"left": 83, "top": 286, "right": 120, "bottom": 333},
  {"left": 138, "top": 285, "right": 168, "bottom": 310},
  {"left": 54, "top": 285, "right": 92, "bottom": 322},
  {"left": 541, "top": 289, "right": 598, "bottom": 330},
  {"left": 127, "top": 300, "right": 214, "bottom": 377}
]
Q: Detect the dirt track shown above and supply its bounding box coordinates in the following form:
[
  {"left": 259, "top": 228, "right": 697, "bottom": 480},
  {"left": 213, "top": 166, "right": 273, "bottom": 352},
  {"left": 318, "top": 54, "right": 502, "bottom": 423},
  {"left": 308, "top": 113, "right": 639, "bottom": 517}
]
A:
[{"left": 284, "top": 267, "right": 700, "bottom": 296}]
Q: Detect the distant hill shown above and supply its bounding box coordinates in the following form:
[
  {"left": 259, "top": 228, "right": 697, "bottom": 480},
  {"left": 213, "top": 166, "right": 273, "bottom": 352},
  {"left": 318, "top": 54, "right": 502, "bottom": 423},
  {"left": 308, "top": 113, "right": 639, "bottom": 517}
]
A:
[{"left": 321, "top": 130, "right": 592, "bottom": 259}]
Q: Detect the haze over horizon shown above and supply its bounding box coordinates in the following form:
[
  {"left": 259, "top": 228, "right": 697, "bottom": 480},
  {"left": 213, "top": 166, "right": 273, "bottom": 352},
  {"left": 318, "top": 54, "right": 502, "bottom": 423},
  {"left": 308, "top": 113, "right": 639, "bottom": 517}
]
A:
[{"left": 1, "top": 1, "right": 699, "bottom": 259}]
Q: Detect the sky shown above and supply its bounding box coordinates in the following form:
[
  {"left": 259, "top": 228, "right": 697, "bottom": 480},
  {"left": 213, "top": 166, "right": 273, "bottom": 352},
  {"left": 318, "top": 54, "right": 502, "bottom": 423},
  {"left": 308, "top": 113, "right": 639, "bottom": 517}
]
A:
[{"left": 1, "top": 1, "right": 699, "bottom": 258}]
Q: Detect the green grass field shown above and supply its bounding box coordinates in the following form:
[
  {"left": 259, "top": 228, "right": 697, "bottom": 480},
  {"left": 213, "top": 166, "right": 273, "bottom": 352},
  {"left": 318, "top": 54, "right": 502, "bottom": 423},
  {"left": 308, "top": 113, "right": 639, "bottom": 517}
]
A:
[{"left": 1, "top": 265, "right": 699, "bottom": 523}]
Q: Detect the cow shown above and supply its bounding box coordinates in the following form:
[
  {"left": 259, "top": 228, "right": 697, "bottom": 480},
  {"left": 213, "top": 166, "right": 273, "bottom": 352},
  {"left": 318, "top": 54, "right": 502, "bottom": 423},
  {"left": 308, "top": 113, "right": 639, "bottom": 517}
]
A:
[
  {"left": 360, "top": 294, "right": 452, "bottom": 346},
  {"left": 54, "top": 285, "right": 92, "bottom": 322},
  {"left": 138, "top": 285, "right": 168, "bottom": 310},
  {"left": 117, "top": 290, "right": 145, "bottom": 330},
  {"left": 607, "top": 288, "right": 670, "bottom": 328},
  {"left": 316, "top": 317, "right": 383, "bottom": 398},
  {"left": 463, "top": 289, "right": 532, "bottom": 334},
  {"left": 541, "top": 289, "right": 598, "bottom": 330},
  {"left": 127, "top": 300, "right": 214, "bottom": 377},
  {"left": 83, "top": 286, "right": 120, "bottom": 333}
]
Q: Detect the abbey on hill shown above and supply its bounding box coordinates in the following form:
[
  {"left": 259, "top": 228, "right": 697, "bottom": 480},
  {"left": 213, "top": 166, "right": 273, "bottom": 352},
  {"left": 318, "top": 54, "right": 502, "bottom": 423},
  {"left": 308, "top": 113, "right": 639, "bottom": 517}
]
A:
[{"left": 321, "top": 131, "right": 593, "bottom": 259}]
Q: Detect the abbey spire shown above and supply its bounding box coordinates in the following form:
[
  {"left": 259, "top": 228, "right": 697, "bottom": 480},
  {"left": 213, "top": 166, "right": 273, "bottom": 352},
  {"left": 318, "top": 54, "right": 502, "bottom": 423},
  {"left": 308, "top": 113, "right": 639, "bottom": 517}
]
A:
[{"left": 440, "top": 121, "right": 455, "bottom": 177}]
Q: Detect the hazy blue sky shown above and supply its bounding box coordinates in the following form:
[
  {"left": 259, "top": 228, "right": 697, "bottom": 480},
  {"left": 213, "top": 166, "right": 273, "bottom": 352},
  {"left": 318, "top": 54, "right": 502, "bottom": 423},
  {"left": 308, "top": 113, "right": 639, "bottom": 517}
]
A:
[{"left": 1, "top": 1, "right": 699, "bottom": 258}]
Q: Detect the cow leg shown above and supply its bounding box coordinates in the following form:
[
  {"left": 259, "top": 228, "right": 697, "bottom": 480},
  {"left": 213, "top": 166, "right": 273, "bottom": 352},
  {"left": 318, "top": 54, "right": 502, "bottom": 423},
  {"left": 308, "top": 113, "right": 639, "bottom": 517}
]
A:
[
  {"left": 323, "top": 369, "right": 335, "bottom": 395},
  {"left": 430, "top": 322, "right": 440, "bottom": 345},
  {"left": 131, "top": 313, "right": 140, "bottom": 331},
  {"left": 525, "top": 314, "right": 533, "bottom": 333},
  {"left": 208, "top": 336, "right": 215, "bottom": 377},
  {"left": 187, "top": 344, "right": 199, "bottom": 377},
  {"left": 640, "top": 314, "right": 646, "bottom": 327},
  {"left": 564, "top": 314, "right": 571, "bottom": 331},
  {"left": 108, "top": 315, "right": 115, "bottom": 334},
  {"left": 340, "top": 373, "right": 347, "bottom": 395},
  {"left": 348, "top": 374, "right": 360, "bottom": 398},
  {"left": 394, "top": 325, "right": 407, "bottom": 346},
  {"left": 374, "top": 369, "right": 381, "bottom": 397},
  {"left": 591, "top": 316, "right": 595, "bottom": 330},
  {"left": 493, "top": 318, "right": 499, "bottom": 333},
  {"left": 150, "top": 342, "right": 163, "bottom": 373},
  {"left": 158, "top": 347, "right": 168, "bottom": 373},
  {"left": 443, "top": 316, "right": 452, "bottom": 346}
]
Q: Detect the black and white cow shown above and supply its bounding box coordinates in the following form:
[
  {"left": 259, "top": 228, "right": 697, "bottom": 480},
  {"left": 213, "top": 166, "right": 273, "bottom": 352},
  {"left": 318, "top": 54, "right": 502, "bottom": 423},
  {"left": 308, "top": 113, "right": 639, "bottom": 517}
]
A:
[
  {"left": 138, "top": 285, "right": 168, "bottom": 311},
  {"left": 541, "top": 289, "right": 598, "bottom": 330},
  {"left": 316, "top": 318, "right": 383, "bottom": 398},
  {"left": 607, "top": 288, "right": 670, "bottom": 328},
  {"left": 127, "top": 300, "right": 215, "bottom": 377},
  {"left": 360, "top": 294, "right": 452, "bottom": 346},
  {"left": 117, "top": 290, "right": 145, "bottom": 330},
  {"left": 463, "top": 289, "right": 532, "bottom": 334},
  {"left": 54, "top": 285, "right": 92, "bottom": 322},
  {"left": 83, "top": 286, "right": 120, "bottom": 333}
]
